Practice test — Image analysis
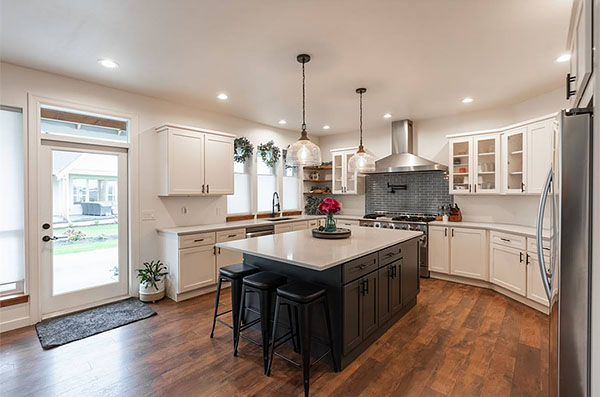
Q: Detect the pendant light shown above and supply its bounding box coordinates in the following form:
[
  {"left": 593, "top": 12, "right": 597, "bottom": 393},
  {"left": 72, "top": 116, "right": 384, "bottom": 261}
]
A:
[
  {"left": 348, "top": 88, "right": 376, "bottom": 173},
  {"left": 286, "top": 54, "right": 322, "bottom": 167}
]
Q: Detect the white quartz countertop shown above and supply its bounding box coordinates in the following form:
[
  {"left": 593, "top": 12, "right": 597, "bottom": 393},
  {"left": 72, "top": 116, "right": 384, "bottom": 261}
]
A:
[
  {"left": 157, "top": 215, "right": 326, "bottom": 235},
  {"left": 156, "top": 214, "right": 364, "bottom": 235},
  {"left": 429, "top": 220, "right": 552, "bottom": 239},
  {"left": 216, "top": 226, "right": 422, "bottom": 271}
]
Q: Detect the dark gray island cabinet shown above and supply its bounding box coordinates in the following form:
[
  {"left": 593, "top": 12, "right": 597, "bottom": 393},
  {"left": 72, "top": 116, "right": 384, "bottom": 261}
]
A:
[{"left": 216, "top": 227, "right": 422, "bottom": 370}]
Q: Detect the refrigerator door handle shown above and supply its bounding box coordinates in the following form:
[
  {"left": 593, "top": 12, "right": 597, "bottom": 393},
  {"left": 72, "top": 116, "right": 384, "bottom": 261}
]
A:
[{"left": 536, "top": 167, "right": 554, "bottom": 301}]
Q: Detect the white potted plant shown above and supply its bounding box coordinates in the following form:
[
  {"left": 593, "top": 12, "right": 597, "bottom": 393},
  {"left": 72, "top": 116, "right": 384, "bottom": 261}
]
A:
[{"left": 136, "top": 260, "right": 168, "bottom": 302}]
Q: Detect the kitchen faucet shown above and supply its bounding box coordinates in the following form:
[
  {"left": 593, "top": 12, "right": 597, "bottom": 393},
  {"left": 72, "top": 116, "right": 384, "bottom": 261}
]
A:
[{"left": 272, "top": 192, "right": 281, "bottom": 217}]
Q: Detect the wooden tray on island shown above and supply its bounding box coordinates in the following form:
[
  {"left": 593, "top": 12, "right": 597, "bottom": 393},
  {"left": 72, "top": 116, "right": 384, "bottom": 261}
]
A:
[{"left": 312, "top": 228, "right": 352, "bottom": 239}]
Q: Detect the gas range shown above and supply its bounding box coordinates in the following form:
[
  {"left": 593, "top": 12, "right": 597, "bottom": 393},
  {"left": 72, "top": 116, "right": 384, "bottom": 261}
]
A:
[{"left": 359, "top": 211, "right": 436, "bottom": 277}]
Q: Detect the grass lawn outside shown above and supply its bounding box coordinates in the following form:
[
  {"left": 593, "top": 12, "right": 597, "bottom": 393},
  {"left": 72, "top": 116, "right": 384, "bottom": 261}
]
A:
[{"left": 54, "top": 223, "right": 119, "bottom": 255}]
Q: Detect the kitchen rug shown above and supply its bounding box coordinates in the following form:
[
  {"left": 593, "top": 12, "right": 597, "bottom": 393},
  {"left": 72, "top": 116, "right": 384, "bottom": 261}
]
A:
[{"left": 35, "top": 297, "right": 156, "bottom": 349}]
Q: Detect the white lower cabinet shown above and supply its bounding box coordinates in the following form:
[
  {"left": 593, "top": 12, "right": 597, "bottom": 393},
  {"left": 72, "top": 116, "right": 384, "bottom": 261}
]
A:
[
  {"left": 428, "top": 226, "right": 450, "bottom": 273},
  {"left": 490, "top": 243, "right": 526, "bottom": 296},
  {"left": 178, "top": 245, "right": 216, "bottom": 293},
  {"left": 292, "top": 221, "right": 309, "bottom": 231},
  {"left": 215, "top": 228, "right": 245, "bottom": 279},
  {"left": 338, "top": 219, "right": 360, "bottom": 227},
  {"left": 526, "top": 252, "right": 550, "bottom": 305},
  {"left": 450, "top": 227, "right": 488, "bottom": 280},
  {"left": 274, "top": 223, "right": 294, "bottom": 234}
]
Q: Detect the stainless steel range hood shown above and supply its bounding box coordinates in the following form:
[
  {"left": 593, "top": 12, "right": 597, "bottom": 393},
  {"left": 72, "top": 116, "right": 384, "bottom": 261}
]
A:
[{"left": 364, "top": 119, "right": 448, "bottom": 173}]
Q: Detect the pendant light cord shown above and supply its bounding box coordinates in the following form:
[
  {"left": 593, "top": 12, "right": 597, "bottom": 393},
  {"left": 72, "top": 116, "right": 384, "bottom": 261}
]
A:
[
  {"left": 359, "top": 90, "right": 363, "bottom": 146},
  {"left": 302, "top": 60, "right": 306, "bottom": 133}
]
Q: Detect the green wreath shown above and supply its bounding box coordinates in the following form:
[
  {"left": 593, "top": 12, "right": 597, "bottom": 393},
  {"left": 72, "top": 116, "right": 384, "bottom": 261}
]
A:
[
  {"left": 257, "top": 140, "right": 281, "bottom": 168},
  {"left": 234, "top": 137, "right": 254, "bottom": 164}
]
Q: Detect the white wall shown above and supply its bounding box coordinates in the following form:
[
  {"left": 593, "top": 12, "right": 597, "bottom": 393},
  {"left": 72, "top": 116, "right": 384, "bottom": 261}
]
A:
[
  {"left": 0, "top": 62, "right": 316, "bottom": 330},
  {"left": 319, "top": 87, "right": 567, "bottom": 224}
]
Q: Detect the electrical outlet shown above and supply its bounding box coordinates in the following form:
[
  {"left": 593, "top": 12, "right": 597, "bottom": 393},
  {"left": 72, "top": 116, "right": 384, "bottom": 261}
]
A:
[{"left": 141, "top": 210, "right": 156, "bottom": 221}]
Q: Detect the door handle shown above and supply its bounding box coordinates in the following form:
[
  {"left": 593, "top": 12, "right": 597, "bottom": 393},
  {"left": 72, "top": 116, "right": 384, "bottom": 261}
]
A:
[
  {"left": 566, "top": 73, "right": 576, "bottom": 100},
  {"left": 536, "top": 168, "right": 554, "bottom": 301}
]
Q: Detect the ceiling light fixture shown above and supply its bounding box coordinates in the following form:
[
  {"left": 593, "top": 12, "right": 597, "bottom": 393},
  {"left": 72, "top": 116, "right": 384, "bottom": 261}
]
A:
[
  {"left": 462, "top": 97, "right": 473, "bottom": 103},
  {"left": 278, "top": 119, "right": 287, "bottom": 125},
  {"left": 323, "top": 125, "right": 330, "bottom": 130},
  {"left": 383, "top": 113, "right": 392, "bottom": 119},
  {"left": 348, "top": 88, "right": 376, "bottom": 173},
  {"left": 217, "top": 93, "right": 228, "bottom": 100},
  {"left": 555, "top": 53, "right": 571, "bottom": 63},
  {"left": 286, "top": 54, "right": 322, "bottom": 167},
  {"left": 98, "top": 58, "right": 119, "bottom": 69}
]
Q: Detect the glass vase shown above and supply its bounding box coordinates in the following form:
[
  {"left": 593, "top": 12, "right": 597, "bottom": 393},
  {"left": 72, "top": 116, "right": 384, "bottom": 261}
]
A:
[{"left": 324, "top": 213, "right": 337, "bottom": 232}]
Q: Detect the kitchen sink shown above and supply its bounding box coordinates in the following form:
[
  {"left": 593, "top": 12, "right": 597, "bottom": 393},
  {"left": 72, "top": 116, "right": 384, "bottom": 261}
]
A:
[{"left": 264, "top": 217, "right": 295, "bottom": 222}]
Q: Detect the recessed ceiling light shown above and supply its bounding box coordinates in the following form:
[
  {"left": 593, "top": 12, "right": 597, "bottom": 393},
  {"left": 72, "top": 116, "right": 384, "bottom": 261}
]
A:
[
  {"left": 555, "top": 53, "right": 571, "bottom": 63},
  {"left": 217, "top": 93, "right": 228, "bottom": 100},
  {"left": 278, "top": 119, "right": 287, "bottom": 125},
  {"left": 98, "top": 58, "right": 119, "bottom": 69},
  {"left": 383, "top": 113, "right": 392, "bottom": 119},
  {"left": 462, "top": 97, "right": 474, "bottom": 103},
  {"left": 323, "top": 125, "right": 330, "bottom": 130}
]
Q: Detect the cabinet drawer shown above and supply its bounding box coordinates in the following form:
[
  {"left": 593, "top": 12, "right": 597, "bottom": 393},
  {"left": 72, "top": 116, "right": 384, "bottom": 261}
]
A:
[
  {"left": 307, "top": 219, "right": 319, "bottom": 228},
  {"left": 379, "top": 243, "right": 403, "bottom": 267},
  {"left": 343, "top": 253, "right": 378, "bottom": 284},
  {"left": 526, "top": 237, "right": 551, "bottom": 254},
  {"left": 338, "top": 219, "right": 360, "bottom": 227},
  {"left": 490, "top": 231, "right": 525, "bottom": 250},
  {"left": 216, "top": 228, "right": 246, "bottom": 243},
  {"left": 179, "top": 232, "right": 216, "bottom": 249},
  {"left": 292, "top": 221, "right": 308, "bottom": 231}
]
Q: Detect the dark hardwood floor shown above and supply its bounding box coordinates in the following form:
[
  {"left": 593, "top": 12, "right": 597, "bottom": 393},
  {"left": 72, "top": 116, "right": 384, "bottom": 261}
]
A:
[{"left": 0, "top": 278, "right": 549, "bottom": 396}]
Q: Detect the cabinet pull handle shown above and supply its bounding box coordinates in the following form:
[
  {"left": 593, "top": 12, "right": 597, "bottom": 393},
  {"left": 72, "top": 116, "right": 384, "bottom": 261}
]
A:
[
  {"left": 228, "top": 234, "right": 237, "bottom": 238},
  {"left": 194, "top": 238, "right": 204, "bottom": 242},
  {"left": 520, "top": 252, "right": 524, "bottom": 263},
  {"left": 451, "top": 229, "right": 454, "bottom": 237},
  {"left": 444, "top": 228, "right": 447, "bottom": 237},
  {"left": 526, "top": 253, "right": 530, "bottom": 265},
  {"left": 469, "top": 184, "right": 472, "bottom": 193},
  {"left": 364, "top": 279, "right": 369, "bottom": 294},
  {"left": 500, "top": 238, "right": 511, "bottom": 242},
  {"left": 566, "top": 73, "right": 576, "bottom": 100},
  {"left": 521, "top": 182, "right": 525, "bottom": 193},
  {"left": 202, "top": 184, "right": 205, "bottom": 194},
  {"left": 213, "top": 246, "right": 216, "bottom": 255},
  {"left": 358, "top": 264, "right": 367, "bottom": 270},
  {"left": 385, "top": 252, "right": 395, "bottom": 258},
  {"left": 207, "top": 184, "right": 210, "bottom": 194}
]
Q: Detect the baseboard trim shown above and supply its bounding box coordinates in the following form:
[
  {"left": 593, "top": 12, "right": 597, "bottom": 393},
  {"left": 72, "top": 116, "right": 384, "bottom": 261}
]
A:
[{"left": 430, "top": 272, "right": 549, "bottom": 314}]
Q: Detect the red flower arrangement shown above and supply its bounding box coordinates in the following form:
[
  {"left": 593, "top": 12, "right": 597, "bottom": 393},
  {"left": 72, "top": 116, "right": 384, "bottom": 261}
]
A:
[{"left": 318, "top": 198, "right": 341, "bottom": 215}]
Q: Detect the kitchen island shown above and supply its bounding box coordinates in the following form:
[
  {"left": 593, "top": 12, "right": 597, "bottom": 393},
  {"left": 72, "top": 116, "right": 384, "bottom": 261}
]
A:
[{"left": 216, "top": 226, "right": 422, "bottom": 369}]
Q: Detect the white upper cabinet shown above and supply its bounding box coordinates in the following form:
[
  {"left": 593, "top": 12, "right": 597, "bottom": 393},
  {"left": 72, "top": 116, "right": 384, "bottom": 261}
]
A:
[
  {"left": 331, "top": 148, "right": 362, "bottom": 195},
  {"left": 204, "top": 134, "right": 234, "bottom": 195},
  {"left": 526, "top": 119, "right": 555, "bottom": 194},
  {"left": 448, "top": 114, "right": 556, "bottom": 196},
  {"left": 156, "top": 124, "right": 235, "bottom": 196},
  {"left": 449, "top": 135, "right": 500, "bottom": 194},
  {"left": 502, "top": 127, "right": 527, "bottom": 194},
  {"left": 567, "top": 0, "right": 593, "bottom": 107},
  {"left": 449, "top": 137, "right": 473, "bottom": 194}
]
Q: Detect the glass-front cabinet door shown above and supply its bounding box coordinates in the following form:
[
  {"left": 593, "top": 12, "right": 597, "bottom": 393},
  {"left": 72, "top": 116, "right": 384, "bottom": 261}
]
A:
[
  {"left": 449, "top": 138, "right": 473, "bottom": 194},
  {"left": 332, "top": 151, "right": 345, "bottom": 194},
  {"left": 502, "top": 127, "right": 527, "bottom": 194},
  {"left": 473, "top": 135, "right": 500, "bottom": 194},
  {"left": 344, "top": 150, "right": 358, "bottom": 194}
]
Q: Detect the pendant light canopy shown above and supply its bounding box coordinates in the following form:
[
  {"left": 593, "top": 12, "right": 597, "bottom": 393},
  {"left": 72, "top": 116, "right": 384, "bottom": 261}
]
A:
[
  {"left": 286, "top": 54, "right": 322, "bottom": 167},
  {"left": 348, "top": 88, "right": 376, "bottom": 173}
]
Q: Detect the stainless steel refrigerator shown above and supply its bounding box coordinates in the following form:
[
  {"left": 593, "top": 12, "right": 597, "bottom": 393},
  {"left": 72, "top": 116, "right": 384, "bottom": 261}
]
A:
[{"left": 536, "top": 108, "right": 593, "bottom": 396}]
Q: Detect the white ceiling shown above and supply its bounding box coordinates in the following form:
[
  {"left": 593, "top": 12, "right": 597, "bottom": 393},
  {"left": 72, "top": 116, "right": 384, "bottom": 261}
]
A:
[{"left": 0, "top": 0, "right": 572, "bottom": 136}]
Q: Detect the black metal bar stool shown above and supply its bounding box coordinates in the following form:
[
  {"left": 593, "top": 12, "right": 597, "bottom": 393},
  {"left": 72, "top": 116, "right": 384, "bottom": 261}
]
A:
[
  {"left": 233, "top": 271, "right": 289, "bottom": 373},
  {"left": 266, "top": 281, "right": 338, "bottom": 397},
  {"left": 210, "top": 263, "right": 259, "bottom": 345}
]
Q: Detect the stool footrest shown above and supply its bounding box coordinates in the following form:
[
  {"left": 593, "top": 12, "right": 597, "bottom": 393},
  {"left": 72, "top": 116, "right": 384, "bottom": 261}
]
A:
[{"left": 215, "top": 318, "right": 233, "bottom": 330}]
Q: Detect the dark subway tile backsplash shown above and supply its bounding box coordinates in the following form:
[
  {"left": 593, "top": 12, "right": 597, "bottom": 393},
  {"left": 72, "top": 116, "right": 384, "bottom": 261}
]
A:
[{"left": 365, "top": 171, "right": 453, "bottom": 215}]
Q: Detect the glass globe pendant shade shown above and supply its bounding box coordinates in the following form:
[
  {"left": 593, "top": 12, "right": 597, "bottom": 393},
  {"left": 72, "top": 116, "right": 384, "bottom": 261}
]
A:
[
  {"left": 348, "top": 146, "right": 376, "bottom": 173},
  {"left": 287, "top": 135, "right": 322, "bottom": 167}
]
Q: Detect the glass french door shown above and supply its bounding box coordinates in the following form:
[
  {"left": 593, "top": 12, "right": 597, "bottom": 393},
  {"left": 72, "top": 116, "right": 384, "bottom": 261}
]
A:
[{"left": 39, "top": 142, "right": 128, "bottom": 315}]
